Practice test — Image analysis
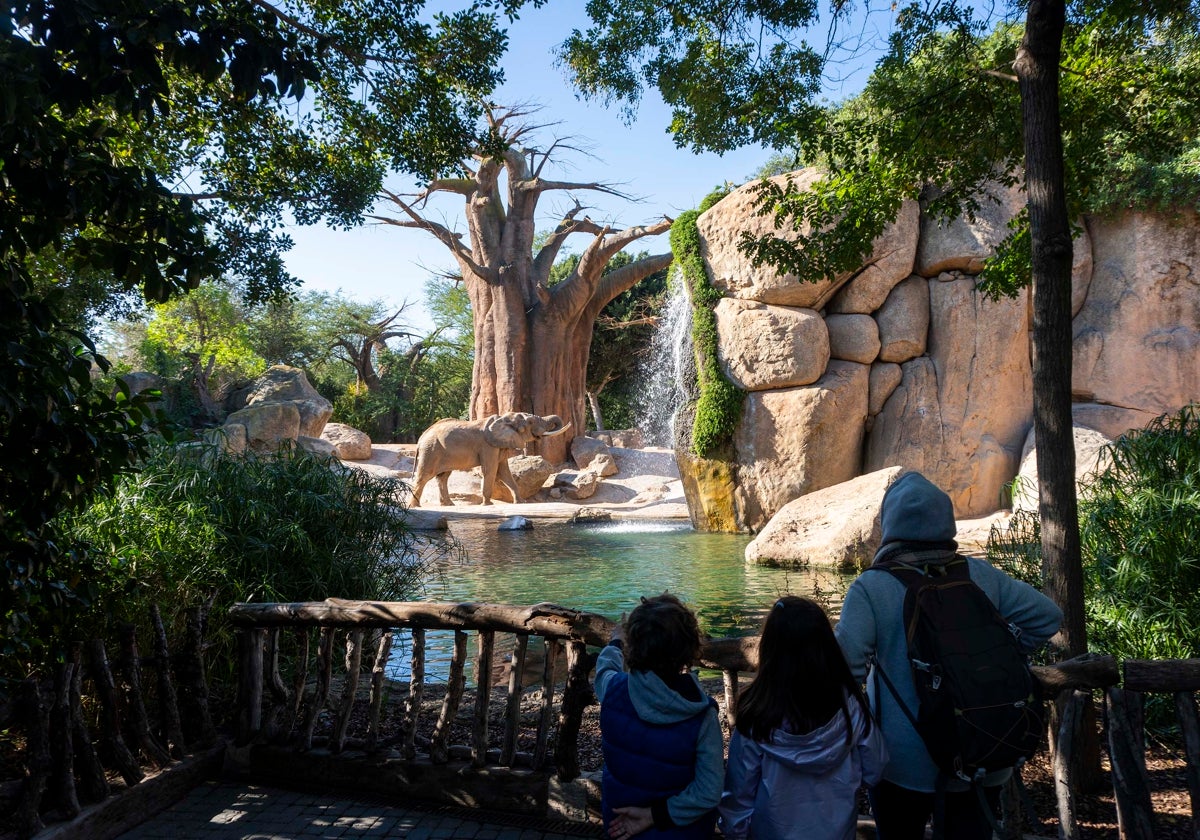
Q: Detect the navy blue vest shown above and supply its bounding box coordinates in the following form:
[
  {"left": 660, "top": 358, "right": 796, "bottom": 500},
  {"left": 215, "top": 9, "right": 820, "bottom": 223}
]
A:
[{"left": 601, "top": 672, "right": 718, "bottom": 840}]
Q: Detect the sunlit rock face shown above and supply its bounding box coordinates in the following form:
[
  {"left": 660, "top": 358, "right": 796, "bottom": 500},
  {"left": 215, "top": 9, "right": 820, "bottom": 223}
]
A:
[{"left": 680, "top": 169, "right": 1197, "bottom": 536}]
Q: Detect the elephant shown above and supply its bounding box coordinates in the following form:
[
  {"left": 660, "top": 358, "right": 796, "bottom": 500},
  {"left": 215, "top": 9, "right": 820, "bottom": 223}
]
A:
[{"left": 410, "top": 412, "right": 572, "bottom": 507}]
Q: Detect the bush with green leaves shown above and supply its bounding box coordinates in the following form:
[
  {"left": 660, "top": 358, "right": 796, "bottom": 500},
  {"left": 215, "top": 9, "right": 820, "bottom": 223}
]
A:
[
  {"left": 53, "top": 443, "right": 441, "bottom": 675},
  {"left": 1080, "top": 405, "right": 1200, "bottom": 661},
  {"left": 986, "top": 405, "right": 1200, "bottom": 663}
]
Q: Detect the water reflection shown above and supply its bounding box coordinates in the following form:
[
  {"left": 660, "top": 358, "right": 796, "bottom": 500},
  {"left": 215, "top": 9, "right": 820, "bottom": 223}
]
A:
[{"left": 392, "top": 519, "right": 851, "bottom": 682}]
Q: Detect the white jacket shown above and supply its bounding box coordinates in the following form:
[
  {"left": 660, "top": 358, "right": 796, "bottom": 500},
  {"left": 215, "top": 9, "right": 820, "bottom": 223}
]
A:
[{"left": 719, "top": 697, "right": 886, "bottom": 840}]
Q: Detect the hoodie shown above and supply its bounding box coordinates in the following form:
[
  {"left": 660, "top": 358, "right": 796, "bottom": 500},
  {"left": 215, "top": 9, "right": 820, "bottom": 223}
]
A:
[
  {"left": 719, "top": 696, "right": 886, "bottom": 840},
  {"left": 595, "top": 643, "right": 724, "bottom": 830},
  {"left": 834, "top": 471, "right": 1063, "bottom": 793}
]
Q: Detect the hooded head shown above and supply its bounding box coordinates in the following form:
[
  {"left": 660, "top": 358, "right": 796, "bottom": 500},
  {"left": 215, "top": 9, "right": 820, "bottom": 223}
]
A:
[{"left": 878, "top": 471, "right": 957, "bottom": 550}]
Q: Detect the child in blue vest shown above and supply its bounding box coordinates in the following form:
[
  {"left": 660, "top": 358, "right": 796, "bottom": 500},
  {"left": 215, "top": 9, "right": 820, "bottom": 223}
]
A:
[
  {"left": 597, "top": 593, "right": 723, "bottom": 840},
  {"left": 719, "top": 596, "right": 887, "bottom": 840}
]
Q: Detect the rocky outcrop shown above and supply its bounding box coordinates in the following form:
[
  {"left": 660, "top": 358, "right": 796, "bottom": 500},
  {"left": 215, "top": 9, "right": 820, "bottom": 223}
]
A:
[
  {"left": 508, "top": 456, "right": 557, "bottom": 501},
  {"left": 571, "top": 436, "right": 619, "bottom": 476},
  {"left": 679, "top": 167, "right": 1196, "bottom": 539},
  {"left": 225, "top": 402, "right": 301, "bottom": 453},
  {"left": 321, "top": 423, "right": 373, "bottom": 460},
  {"left": 714, "top": 299, "right": 829, "bottom": 389},
  {"left": 1072, "top": 210, "right": 1199, "bottom": 417},
  {"left": 1011, "top": 425, "right": 1113, "bottom": 513},
  {"left": 227, "top": 365, "right": 332, "bottom": 438},
  {"left": 698, "top": 170, "right": 919, "bottom": 310},
  {"left": 745, "top": 467, "right": 906, "bottom": 567},
  {"left": 734, "top": 361, "right": 869, "bottom": 531}
]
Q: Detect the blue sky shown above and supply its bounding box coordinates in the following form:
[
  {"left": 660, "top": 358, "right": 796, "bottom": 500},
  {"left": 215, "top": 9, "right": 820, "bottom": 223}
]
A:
[{"left": 282, "top": 2, "right": 891, "bottom": 329}]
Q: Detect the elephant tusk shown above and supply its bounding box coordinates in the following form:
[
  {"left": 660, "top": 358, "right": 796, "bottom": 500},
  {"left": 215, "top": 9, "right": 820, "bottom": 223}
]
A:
[{"left": 543, "top": 422, "right": 572, "bottom": 438}]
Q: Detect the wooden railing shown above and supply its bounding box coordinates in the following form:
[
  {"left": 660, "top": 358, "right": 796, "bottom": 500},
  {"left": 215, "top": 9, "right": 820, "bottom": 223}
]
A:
[
  {"left": 6, "top": 605, "right": 219, "bottom": 839},
  {"left": 228, "top": 600, "right": 1200, "bottom": 838}
]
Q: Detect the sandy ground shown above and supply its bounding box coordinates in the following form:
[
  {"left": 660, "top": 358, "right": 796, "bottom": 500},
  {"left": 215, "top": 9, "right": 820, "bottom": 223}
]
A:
[{"left": 344, "top": 443, "right": 691, "bottom": 523}]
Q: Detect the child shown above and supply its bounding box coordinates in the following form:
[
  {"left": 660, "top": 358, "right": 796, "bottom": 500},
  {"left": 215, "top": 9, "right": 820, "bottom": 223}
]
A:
[
  {"left": 597, "top": 593, "right": 724, "bottom": 840},
  {"left": 719, "top": 596, "right": 887, "bottom": 840}
]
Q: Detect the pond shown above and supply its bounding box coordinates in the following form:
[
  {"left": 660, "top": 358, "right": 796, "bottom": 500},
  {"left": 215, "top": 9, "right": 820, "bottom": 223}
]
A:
[{"left": 394, "top": 518, "right": 852, "bottom": 681}]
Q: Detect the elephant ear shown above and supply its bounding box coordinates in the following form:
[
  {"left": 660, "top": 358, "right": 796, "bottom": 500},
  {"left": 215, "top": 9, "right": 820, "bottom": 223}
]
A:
[{"left": 483, "top": 414, "right": 527, "bottom": 450}]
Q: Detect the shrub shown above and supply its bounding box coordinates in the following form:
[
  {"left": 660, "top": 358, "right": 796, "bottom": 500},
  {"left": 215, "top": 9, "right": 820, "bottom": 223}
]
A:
[
  {"left": 55, "top": 443, "right": 442, "bottom": 674},
  {"left": 1080, "top": 405, "right": 1200, "bottom": 661}
]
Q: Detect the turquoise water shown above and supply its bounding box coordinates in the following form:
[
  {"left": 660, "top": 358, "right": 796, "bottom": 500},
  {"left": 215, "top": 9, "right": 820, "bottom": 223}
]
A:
[{"left": 394, "top": 518, "right": 851, "bottom": 681}]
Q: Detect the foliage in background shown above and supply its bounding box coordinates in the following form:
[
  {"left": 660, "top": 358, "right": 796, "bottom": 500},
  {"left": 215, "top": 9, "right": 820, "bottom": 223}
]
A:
[
  {"left": 1080, "top": 405, "right": 1200, "bottom": 661},
  {"left": 51, "top": 443, "right": 438, "bottom": 678},
  {"left": 668, "top": 188, "right": 742, "bottom": 457},
  {"left": 987, "top": 405, "right": 1200, "bottom": 663}
]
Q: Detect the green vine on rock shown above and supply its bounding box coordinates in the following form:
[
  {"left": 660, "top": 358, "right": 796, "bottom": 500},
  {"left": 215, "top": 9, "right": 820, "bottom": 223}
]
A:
[{"left": 669, "top": 187, "right": 744, "bottom": 458}]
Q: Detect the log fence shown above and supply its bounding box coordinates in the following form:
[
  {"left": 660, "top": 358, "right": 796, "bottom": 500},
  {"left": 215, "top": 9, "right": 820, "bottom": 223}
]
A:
[{"left": 7, "top": 596, "right": 1200, "bottom": 839}]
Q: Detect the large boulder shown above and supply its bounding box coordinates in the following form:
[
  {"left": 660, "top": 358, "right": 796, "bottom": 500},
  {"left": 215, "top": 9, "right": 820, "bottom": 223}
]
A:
[
  {"left": 698, "top": 169, "right": 919, "bottom": 309},
  {"left": 225, "top": 402, "right": 301, "bottom": 453},
  {"left": 204, "top": 423, "right": 247, "bottom": 455},
  {"left": 321, "top": 423, "right": 373, "bottom": 460},
  {"left": 868, "top": 363, "right": 903, "bottom": 417},
  {"left": 1012, "top": 425, "right": 1113, "bottom": 513},
  {"left": 1072, "top": 210, "right": 1200, "bottom": 418},
  {"left": 916, "top": 179, "right": 1026, "bottom": 276},
  {"left": 508, "top": 455, "right": 557, "bottom": 500},
  {"left": 824, "top": 200, "right": 922, "bottom": 314},
  {"left": 734, "top": 361, "right": 869, "bottom": 531},
  {"left": 571, "top": 436, "right": 618, "bottom": 476},
  {"left": 746, "top": 467, "right": 907, "bottom": 568},
  {"left": 867, "top": 274, "right": 1032, "bottom": 516},
  {"left": 825, "top": 314, "right": 880, "bottom": 364},
  {"left": 714, "top": 299, "right": 829, "bottom": 390},
  {"left": 552, "top": 470, "right": 600, "bottom": 501},
  {"left": 297, "top": 435, "right": 337, "bottom": 458},
  {"left": 875, "top": 275, "right": 929, "bottom": 363},
  {"left": 230, "top": 365, "right": 332, "bottom": 437}
]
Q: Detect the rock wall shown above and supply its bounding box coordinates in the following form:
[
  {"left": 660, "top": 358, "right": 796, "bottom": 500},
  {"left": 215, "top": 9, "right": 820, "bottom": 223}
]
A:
[{"left": 684, "top": 170, "right": 1199, "bottom": 532}]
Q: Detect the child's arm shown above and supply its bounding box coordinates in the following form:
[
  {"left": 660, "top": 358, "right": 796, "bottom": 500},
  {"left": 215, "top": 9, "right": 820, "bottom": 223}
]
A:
[
  {"left": 854, "top": 701, "right": 889, "bottom": 787},
  {"left": 718, "top": 729, "right": 762, "bottom": 840},
  {"left": 594, "top": 637, "right": 625, "bottom": 704},
  {"left": 651, "top": 705, "right": 724, "bottom": 829}
]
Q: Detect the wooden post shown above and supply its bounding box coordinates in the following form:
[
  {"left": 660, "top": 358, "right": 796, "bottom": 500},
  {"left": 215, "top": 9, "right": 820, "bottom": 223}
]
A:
[
  {"left": 179, "top": 606, "right": 216, "bottom": 746},
  {"left": 723, "top": 670, "right": 739, "bottom": 727},
  {"left": 1174, "top": 690, "right": 1200, "bottom": 840},
  {"left": 87, "top": 638, "right": 144, "bottom": 786},
  {"left": 431, "top": 630, "right": 467, "bottom": 764},
  {"left": 149, "top": 605, "right": 186, "bottom": 757},
  {"left": 118, "top": 623, "right": 172, "bottom": 767},
  {"left": 299, "top": 628, "right": 335, "bottom": 751},
  {"left": 49, "top": 662, "right": 80, "bottom": 818},
  {"left": 282, "top": 629, "right": 310, "bottom": 742},
  {"left": 472, "top": 630, "right": 495, "bottom": 767},
  {"left": 1053, "top": 689, "right": 1084, "bottom": 840},
  {"left": 332, "top": 629, "right": 364, "bottom": 753},
  {"left": 235, "top": 628, "right": 265, "bottom": 745},
  {"left": 261, "top": 628, "right": 290, "bottom": 741},
  {"left": 15, "top": 679, "right": 51, "bottom": 838},
  {"left": 533, "top": 638, "right": 560, "bottom": 770},
  {"left": 555, "top": 641, "right": 592, "bottom": 782},
  {"left": 404, "top": 627, "right": 426, "bottom": 760},
  {"left": 366, "top": 631, "right": 393, "bottom": 752},
  {"left": 68, "top": 642, "right": 109, "bottom": 803},
  {"left": 1107, "top": 686, "right": 1154, "bottom": 839},
  {"left": 501, "top": 634, "right": 529, "bottom": 766}
]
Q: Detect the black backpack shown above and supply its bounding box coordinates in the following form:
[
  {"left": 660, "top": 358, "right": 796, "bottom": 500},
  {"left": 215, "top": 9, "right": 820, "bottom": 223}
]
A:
[{"left": 871, "top": 557, "right": 1045, "bottom": 783}]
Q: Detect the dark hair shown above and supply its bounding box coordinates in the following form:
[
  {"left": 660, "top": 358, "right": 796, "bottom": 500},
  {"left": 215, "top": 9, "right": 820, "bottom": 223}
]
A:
[
  {"left": 624, "top": 593, "right": 703, "bottom": 679},
  {"left": 734, "top": 596, "right": 872, "bottom": 744}
]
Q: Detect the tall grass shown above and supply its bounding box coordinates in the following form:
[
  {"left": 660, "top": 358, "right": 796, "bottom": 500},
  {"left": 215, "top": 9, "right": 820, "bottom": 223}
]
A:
[{"left": 55, "top": 442, "right": 445, "bottom": 677}]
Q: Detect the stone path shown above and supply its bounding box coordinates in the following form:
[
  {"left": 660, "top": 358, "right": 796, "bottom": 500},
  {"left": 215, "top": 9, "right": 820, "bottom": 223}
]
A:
[{"left": 116, "top": 781, "right": 603, "bottom": 840}]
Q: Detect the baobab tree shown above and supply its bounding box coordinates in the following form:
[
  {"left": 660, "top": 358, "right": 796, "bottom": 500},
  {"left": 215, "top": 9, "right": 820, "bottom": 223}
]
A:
[{"left": 373, "top": 107, "right": 673, "bottom": 463}]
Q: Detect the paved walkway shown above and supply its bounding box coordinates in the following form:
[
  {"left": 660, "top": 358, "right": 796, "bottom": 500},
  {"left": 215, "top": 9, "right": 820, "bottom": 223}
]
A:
[{"left": 116, "top": 782, "right": 603, "bottom": 840}]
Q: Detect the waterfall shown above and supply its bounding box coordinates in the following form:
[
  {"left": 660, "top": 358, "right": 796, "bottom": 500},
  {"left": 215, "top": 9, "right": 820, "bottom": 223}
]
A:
[{"left": 633, "top": 269, "right": 692, "bottom": 447}]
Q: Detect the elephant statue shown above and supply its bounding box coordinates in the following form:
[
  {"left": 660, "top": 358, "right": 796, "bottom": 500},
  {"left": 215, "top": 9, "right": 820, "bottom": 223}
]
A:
[{"left": 410, "top": 412, "right": 572, "bottom": 507}]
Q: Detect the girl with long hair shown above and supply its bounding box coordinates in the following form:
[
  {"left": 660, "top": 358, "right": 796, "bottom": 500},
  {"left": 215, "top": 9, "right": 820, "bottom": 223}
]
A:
[{"left": 719, "top": 596, "right": 886, "bottom": 840}]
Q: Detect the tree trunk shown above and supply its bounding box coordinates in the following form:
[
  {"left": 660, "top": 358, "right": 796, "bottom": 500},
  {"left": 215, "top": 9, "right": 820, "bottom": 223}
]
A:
[
  {"left": 587, "top": 391, "right": 605, "bottom": 432},
  {"left": 1015, "top": 0, "right": 1085, "bottom": 658},
  {"left": 1016, "top": 0, "right": 1101, "bottom": 791}
]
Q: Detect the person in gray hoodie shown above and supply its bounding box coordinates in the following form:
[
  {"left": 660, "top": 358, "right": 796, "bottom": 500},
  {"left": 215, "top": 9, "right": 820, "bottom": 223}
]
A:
[
  {"left": 835, "top": 471, "right": 1063, "bottom": 840},
  {"left": 720, "top": 596, "right": 887, "bottom": 840}
]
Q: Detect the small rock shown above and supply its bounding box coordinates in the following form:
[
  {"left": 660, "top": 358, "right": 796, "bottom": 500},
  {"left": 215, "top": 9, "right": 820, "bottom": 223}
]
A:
[
  {"left": 498, "top": 516, "right": 534, "bottom": 531},
  {"left": 571, "top": 507, "right": 612, "bottom": 524}
]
